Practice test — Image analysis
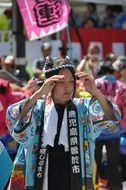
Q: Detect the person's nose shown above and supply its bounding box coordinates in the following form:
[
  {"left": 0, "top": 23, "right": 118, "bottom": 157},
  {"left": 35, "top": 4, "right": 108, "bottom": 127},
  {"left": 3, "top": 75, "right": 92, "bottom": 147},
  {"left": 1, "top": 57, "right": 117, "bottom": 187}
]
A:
[{"left": 64, "top": 81, "right": 73, "bottom": 91}]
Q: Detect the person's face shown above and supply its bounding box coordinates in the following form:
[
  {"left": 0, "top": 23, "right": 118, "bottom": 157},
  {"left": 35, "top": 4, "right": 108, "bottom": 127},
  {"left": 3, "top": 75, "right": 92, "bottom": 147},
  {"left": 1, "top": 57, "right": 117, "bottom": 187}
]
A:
[
  {"left": 88, "top": 46, "right": 100, "bottom": 62},
  {"left": 106, "top": 8, "right": 113, "bottom": 16},
  {"left": 108, "top": 53, "right": 117, "bottom": 63},
  {"left": 42, "top": 48, "right": 52, "bottom": 58},
  {"left": 87, "top": 4, "right": 95, "bottom": 13},
  {"left": 52, "top": 68, "right": 75, "bottom": 104},
  {"left": 120, "top": 69, "right": 126, "bottom": 79},
  {"left": 3, "top": 64, "right": 15, "bottom": 73},
  {"left": 85, "top": 19, "right": 95, "bottom": 28},
  {"left": 113, "top": 70, "right": 121, "bottom": 79}
]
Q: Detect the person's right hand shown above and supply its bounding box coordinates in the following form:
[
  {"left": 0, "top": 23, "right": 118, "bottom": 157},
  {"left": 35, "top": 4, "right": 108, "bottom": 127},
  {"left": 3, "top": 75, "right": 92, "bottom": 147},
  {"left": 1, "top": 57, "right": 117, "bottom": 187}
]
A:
[{"left": 37, "top": 75, "right": 65, "bottom": 97}]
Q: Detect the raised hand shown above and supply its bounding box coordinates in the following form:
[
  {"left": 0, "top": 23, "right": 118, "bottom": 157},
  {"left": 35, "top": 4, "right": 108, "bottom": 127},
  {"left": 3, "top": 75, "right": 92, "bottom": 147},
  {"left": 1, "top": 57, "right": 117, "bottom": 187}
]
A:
[
  {"left": 19, "top": 75, "right": 65, "bottom": 119},
  {"left": 75, "top": 71, "right": 97, "bottom": 95},
  {"left": 37, "top": 75, "right": 65, "bottom": 98}
]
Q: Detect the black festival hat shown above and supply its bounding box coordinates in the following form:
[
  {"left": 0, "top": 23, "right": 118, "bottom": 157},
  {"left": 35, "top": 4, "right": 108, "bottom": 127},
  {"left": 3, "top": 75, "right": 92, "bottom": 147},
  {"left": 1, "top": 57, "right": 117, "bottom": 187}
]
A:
[{"left": 43, "top": 56, "right": 75, "bottom": 78}]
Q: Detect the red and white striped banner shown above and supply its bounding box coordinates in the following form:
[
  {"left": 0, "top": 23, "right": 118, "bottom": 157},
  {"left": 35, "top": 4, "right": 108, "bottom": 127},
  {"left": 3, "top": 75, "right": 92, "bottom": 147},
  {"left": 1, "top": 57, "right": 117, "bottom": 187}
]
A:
[{"left": 62, "top": 28, "right": 126, "bottom": 57}]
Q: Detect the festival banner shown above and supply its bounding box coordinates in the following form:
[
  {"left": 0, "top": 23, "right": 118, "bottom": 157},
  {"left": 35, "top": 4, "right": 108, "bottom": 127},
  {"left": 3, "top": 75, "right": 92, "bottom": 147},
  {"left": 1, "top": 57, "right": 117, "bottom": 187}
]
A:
[
  {"left": 17, "top": 0, "right": 70, "bottom": 41},
  {"left": 62, "top": 28, "right": 126, "bottom": 57}
]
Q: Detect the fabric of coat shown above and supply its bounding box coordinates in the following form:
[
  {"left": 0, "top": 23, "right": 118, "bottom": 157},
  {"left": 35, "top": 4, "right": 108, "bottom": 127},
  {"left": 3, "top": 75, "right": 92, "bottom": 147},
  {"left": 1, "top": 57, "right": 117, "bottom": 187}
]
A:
[
  {"left": 6, "top": 96, "right": 120, "bottom": 190},
  {"left": 95, "top": 75, "right": 126, "bottom": 137},
  {"left": 0, "top": 79, "right": 20, "bottom": 157},
  {"left": 94, "top": 75, "right": 125, "bottom": 189},
  {"left": 0, "top": 141, "right": 13, "bottom": 189}
]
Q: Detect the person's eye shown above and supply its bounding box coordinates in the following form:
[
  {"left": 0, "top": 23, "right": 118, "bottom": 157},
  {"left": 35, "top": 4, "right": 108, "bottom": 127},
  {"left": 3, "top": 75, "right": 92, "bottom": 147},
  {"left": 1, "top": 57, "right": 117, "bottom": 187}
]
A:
[
  {"left": 57, "top": 81, "right": 64, "bottom": 84},
  {"left": 70, "top": 80, "right": 74, "bottom": 83},
  {"left": 59, "top": 80, "right": 64, "bottom": 83}
]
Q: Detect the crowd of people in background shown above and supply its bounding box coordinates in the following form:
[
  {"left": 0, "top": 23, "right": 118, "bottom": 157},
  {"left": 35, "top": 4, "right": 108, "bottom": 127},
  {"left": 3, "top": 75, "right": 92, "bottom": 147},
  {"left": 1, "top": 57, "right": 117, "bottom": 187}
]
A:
[
  {"left": 70, "top": 3, "right": 126, "bottom": 29},
  {"left": 0, "top": 1, "right": 126, "bottom": 190},
  {"left": 74, "top": 44, "right": 126, "bottom": 189},
  {"left": 0, "top": 3, "right": 126, "bottom": 37}
]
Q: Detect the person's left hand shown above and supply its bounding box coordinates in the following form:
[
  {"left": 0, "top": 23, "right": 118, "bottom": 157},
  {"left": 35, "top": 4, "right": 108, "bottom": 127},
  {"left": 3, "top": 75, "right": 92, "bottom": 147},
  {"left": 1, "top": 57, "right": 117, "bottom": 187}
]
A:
[{"left": 75, "top": 71, "right": 98, "bottom": 95}]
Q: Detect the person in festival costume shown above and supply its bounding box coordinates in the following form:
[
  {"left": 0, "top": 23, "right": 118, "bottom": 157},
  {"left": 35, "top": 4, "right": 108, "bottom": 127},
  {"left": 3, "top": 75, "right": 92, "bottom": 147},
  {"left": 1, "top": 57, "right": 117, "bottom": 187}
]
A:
[
  {"left": 94, "top": 61, "right": 125, "bottom": 190},
  {"left": 6, "top": 56, "right": 121, "bottom": 190}
]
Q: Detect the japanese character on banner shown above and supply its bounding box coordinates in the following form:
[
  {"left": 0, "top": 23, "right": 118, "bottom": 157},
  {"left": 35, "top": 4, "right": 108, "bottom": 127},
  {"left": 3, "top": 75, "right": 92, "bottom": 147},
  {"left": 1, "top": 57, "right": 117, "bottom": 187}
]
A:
[
  {"left": 69, "top": 118, "right": 77, "bottom": 127},
  {"left": 71, "top": 146, "right": 79, "bottom": 155},
  {"left": 70, "top": 137, "right": 78, "bottom": 146},
  {"left": 71, "top": 156, "right": 79, "bottom": 165},
  {"left": 72, "top": 165, "right": 80, "bottom": 174},
  {"left": 69, "top": 110, "right": 76, "bottom": 118},
  {"left": 17, "top": 0, "right": 70, "bottom": 40},
  {"left": 70, "top": 128, "right": 77, "bottom": 136}
]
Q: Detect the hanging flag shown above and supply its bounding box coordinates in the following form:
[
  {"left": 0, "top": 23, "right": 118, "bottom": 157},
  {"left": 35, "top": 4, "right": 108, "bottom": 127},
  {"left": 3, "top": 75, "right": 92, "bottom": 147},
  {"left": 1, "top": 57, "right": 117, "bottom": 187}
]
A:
[{"left": 17, "top": 0, "right": 70, "bottom": 41}]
